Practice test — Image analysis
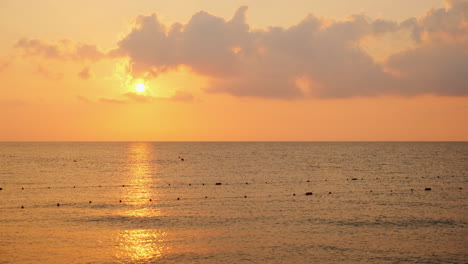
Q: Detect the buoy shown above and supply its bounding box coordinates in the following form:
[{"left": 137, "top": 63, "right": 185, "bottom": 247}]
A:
[
  {"left": 177, "top": 198, "right": 180, "bottom": 200},
  {"left": 0, "top": 187, "right": 2, "bottom": 190},
  {"left": 202, "top": 183, "right": 205, "bottom": 185},
  {"left": 246, "top": 182, "right": 249, "bottom": 185},
  {"left": 411, "top": 189, "right": 414, "bottom": 192},
  {"left": 21, "top": 206, "right": 24, "bottom": 209},
  {"left": 328, "top": 192, "right": 332, "bottom": 194},
  {"left": 370, "top": 190, "right": 373, "bottom": 192},
  {"left": 119, "top": 200, "right": 122, "bottom": 203},
  {"left": 307, "top": 180, "right": 310, "bottom": 182},
  {"left": 57, "top": 203, "right": 60, "bottom": 207},
  {"left": 89, "top": 201, "right": 92, "bottom": 204},
  {"left": 425, "top": 187, "right": 432, "bottom": 191},
  {"left": 122, "top": 185, "right": 125, "bottom": 187},
  {"left": 48, "top": 187, "right": 50, "bottom": 189},
  {"left": 189, "top": 184, "right": 192, "bottom": 186},
  {"left": 149, "top": 199, "right": 152, "bottom": 202},
  {"left": 205, "top": 196, "right": 207, "bottom": 199},
  {"left": 168, "top": 184, "right": 171, "bottom": 186},
  {"left": 73, "top": 160, "right": 77, "bottom": 162},
  {"left": 305, "top": 192, "right": 313, "bottom": 196},
  {"left": 215, "top": 183, "right": 222, "bottom": 185},
  {"left": 22, "top": 187, "right": 24, "bottom": 190},
  {"left": 98, "top": 185, "right": 101, "bottom": 187},
  {"left": 73, "top": 186, "right": 75, "bottom": 188},
  {"left": 244, "top": 195, "right": 247, "bottom": 198}
]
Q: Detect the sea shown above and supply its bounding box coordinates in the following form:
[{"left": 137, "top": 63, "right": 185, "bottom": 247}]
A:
[{"left": 0, "top": 142, "right": 466, "bottom": 263}]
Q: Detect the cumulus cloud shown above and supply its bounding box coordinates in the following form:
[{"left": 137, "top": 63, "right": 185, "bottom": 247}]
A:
[
  {"left": 16, "top": 2, "right": 468, "bottom": 99},
  {"left": 383, "top": 0, "right": 468, "bottom": 96},
  {"left": 115, "top": 3, "right": 468, "bottom": 99}
]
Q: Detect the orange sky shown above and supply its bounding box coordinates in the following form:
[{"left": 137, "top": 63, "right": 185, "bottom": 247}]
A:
[{"left": 0, "top": 0, "right": 467, "bottom": 141}]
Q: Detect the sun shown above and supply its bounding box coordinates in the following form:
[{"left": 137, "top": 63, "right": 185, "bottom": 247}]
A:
[{"left": 135, "top": 83, "right": 146, "bottom": 93}]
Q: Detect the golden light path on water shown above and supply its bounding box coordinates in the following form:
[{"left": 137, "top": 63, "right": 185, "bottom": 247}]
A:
[{"left": 114, "top": 142, "right": 171, "bottom": 262}]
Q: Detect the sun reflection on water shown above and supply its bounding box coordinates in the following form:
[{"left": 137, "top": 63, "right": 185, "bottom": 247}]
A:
[
  {"left": 114, "top": 142, "right": 171, "bottom": 262},
  {"left": 123, "top": 142, "right": 161, "bottom": 213},
  {"left": 115, "top": 229, "right": 170, "bottom": 262}
]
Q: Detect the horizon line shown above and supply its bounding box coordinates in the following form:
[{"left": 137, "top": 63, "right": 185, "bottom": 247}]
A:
[{"left": 1, "top": 140, "right": 467, "bottom": 143}]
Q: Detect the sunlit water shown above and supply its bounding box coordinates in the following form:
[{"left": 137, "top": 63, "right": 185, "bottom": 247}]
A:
[{"left": 0, "top": 142, "right": 466, "bottom": 263}]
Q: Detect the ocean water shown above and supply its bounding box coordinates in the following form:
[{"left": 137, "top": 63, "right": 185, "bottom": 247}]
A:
[{"left": 0, "top": 142, "right": 466, "bottom": 264}]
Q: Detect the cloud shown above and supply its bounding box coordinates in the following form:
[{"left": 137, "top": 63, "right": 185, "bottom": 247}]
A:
[
  {"left": 78, "top": 66, "right": 92, "bottom": 80},
  {"left": 123, "top": 92, "right": 155, "bottom": 103},
  {"left": 99, "top": 97, "right": 126, "bottom": 104},
  {"left": 123, "top": 91, "right": 195, "bottom": 103},
  {"left": 35, "top": 65, "right": 63, "bottom": 80},
  {"left": 387, "top": 40, "right": 468, "bottom": 96},
  {"left": 15, "top": 2, "right": 468, "bottom": 99},
  {"left": 15, "top": 38, "right": 105, "bottom": 61},
  {"left": 115, "top": 4, "right": 468, "bottom": 99},
  {"left": 0, "top": 99, "right": 27, "bottom": 107},
  {"left": 0, "top": 58, "right": 11, "bottom": 73},
  {"left": 383, "top": 0, "right": 468, "bottom": 96},
  {"left": 170, "top": 91, "right": 195, "bottom": 102},
  {"left": 76, "top": 95, "right": 92, "bottom": 103}
]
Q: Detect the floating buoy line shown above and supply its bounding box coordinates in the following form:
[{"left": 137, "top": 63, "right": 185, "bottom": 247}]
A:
[{"left": 0, "top": 178, "right": 464, "bottom": 210}]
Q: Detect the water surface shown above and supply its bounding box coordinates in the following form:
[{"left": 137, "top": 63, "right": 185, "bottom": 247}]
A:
[{"left": 0, "top": 142, "right": 466, "bottom": 263}]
